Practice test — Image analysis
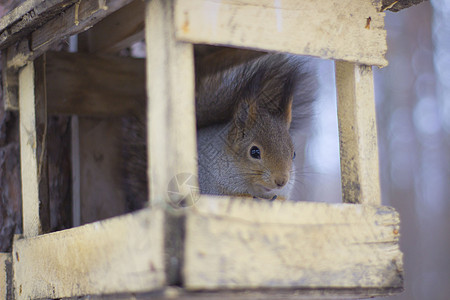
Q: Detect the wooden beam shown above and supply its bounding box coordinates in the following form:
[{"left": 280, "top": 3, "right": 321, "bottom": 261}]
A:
[
  {"left": 0, "top": 253, "right": 12, "bottom": 300},
  {"left": 174, "top": 0, "right": 388, "bottom": 67},
  {"left": 18, "top": 55, "right": 50, "bottom": 237},
  {"left": 146, "top": 0, "right": 198, "bottom": 205},
  {"left": 12, "top": 208, "right": 166, "bottom": 300},
  {"left": 4, "top": 51, "right": 145, "bottom": 115},
  {"left": 381, "top": 0, "right": 427, "bottom": 12},
  {"left": 78, "top": 118, "right": 127, "bottom": 224},
  {"left": 2, "top": 50, "right": 18, "bottom": 110},
  {"left": 0, "top": 0, "right": 78, "bottom": 49},
  {"left": 78, "top": 0, "right": 145, "bottom": 54},
  {"left": 335, "top": 62, "right": 381, "bottom": 205},
  {"left": 4, "top": 0, "right": 134, "bottom": 72},
  {"left": 45, "top": 51, "right": 145, "bottom": 116},
  {"left": 184, "top": 196, "right": 403, "bottom": 295}
]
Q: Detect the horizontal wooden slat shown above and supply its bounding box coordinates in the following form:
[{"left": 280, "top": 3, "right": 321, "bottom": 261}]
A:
[
  {"left": 13, "top": 208, "right": 166, "bottom": 299},
  {"left": 78, "top": 0, "right": 145, "bottom": 54},
  {"left": 5, "top": 51, "right": 145, "bottom": 115},
  {"left": 0, "top": 0, "right": 78, "bottom": 49},
  {"left": 45, "top": 51, "right": 145, "bottom": 116},
  {"left": 174, "top": 0, "right": 388, "bottom": 66},
  {"left": 184, "top": 196, "right": 403, "bottom": 294},
  {"left": 4, "top": 0, "right": 134, "bottom": 71},
  {"left": 69, "top": 286, "right": 405, "bottom": 300}
]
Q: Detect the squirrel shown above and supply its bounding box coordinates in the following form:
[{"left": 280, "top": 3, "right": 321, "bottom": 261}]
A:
[
  {"left": 122, "top": 49, "right": 317, "bottom": 209},
  {"left": 195, "top": 52, "right": 317, "bottom": 200}
]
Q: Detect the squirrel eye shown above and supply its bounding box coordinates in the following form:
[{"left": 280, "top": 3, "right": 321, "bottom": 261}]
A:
[
  {"left": 250, "top": 146, "right": 261, "bottom": 159},
  {"left": 293, "top": 151, "right": 296, "bottom": 160}
]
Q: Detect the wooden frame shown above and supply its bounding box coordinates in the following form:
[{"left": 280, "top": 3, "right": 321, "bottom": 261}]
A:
[{"left": 0, "top": 0, "right": 404, "bottom": 299}]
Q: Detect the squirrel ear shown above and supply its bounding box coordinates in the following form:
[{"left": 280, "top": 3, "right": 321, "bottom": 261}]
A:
[
  {"left": 234, "top": 98, "right": 258, "bottom": 129},
  {"left": 284, "top": 98, "right": 293, "bottom": 129}
]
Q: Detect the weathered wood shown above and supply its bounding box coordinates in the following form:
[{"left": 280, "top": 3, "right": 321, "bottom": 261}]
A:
[
  {"left": 174, "top": 0, "right": 388, "bottom": 67},
  {"left": 0, "top": 0, "right": 78, "bottom": 49},
  {"left": 335, "top": 62, "right": 381, "bottom": 205},
  {"left": 0, "top": 253, "right": 12, "bottom": 300},
  {"left": 71, "top": 116, "right": 81, "bottom": 227},
  {"left": 79, "top": 117, "right": 127, "bottom": 224},
  {"left": 1, "top": 50, "right": 18, "bottom": 110},
  {"left": 5, "top": 51, "right": 145, "bottom": 114},
  {"left": 46, "top": 51, "right": 145, "bottom": 116},
  {"left": 78, "top": 0, "right": 145, "bottom": 54},
  {"left": 146, "top": 0, "right": 198, "bottom": 205},
  {"left": 12, "top": 208, "right": 166, "bottom": 300},
  {"left": 4, "top": 0, "right": 134, "bottom": 71},
  {"left": 184, "top": 196, "right": 403, "bottom": 294},
  {"left": 18, "top": 56, "right": 50, "bottom": 237},
  {"left": 382, "top": 0, "right": 428, "bottom": 12},
  {"left": 72, "top": 286, "right": 404, "bottom": 300}
]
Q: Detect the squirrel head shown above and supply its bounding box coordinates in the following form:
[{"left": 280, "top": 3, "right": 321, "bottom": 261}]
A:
[{"left": 226, "top": 77, "right": 296, "bottom": 199}]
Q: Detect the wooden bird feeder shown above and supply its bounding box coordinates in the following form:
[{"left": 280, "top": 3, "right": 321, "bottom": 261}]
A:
[{"left": 0, "top": 0, "right": 411, "bottom": 299}]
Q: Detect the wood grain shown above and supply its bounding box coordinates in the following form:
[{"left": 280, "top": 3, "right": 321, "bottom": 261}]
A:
[
  {"left": 146, "top": 0, "right": 198, "bottom": 205},
  {"left": 45, "top": 51, "right": 145, "bottom": 116},
  {"left": 335, "top": 62, "right": 381, "bottom": 205},
  {"left": 174, "top": 0, "right": 388, "bottom": 66},
  {"left": 18, "top": 56, "right": 50, "bottom": 237},
  {"left": 0, "top": 253, "right": 11, "bottom": 300},
  {"left": 0, "top": 0, "right": 77, "bottom": 49},
  {"left": 184, "top": 196, "right": 403, "bottom": 293},
  {"left": 3, "top": 0, "right": 134, "bottom": 72},
  {"left": 3, "top": 0, "right": 136, "bottom": 110},
  {"left": 78, "top": 0, "right": 145, "bottom": 54},
  {"left": 12, "top": 208, "right": 166, "bottom": 299},
  {"left": 78, "top": 117, "right": 127, "bottom": 224}
]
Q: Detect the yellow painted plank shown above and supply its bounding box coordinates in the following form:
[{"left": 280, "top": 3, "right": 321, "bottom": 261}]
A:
[
  {"left": 18, "top": 59, "right": 49, "bottom": 237},
  {"left": 174, "top": 0, "right": 388, "bottom": 66},
  {"left": 13, "top": 208, "right": 166, "bottom": 300},
  {"left": 146, "top": 0, "right": 198, "bottom": 205},
  {"left": 335, "top": 62, "right": 381, "bottom": 205},
  {"left": 184, "top": 196, "right": 403, "bottom": 292}
]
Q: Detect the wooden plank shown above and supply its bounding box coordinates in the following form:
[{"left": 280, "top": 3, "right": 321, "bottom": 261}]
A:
[
  {"left": 335, "top": 62, "right": 381, "bottom": 205},
  {"left": 71, "top": 116, "right": 81, "bottom": 227},
  {"left": 184, "top": 196, "right": 403, "bottom": 294},
  {"left": 71, "top": 286, "right": 404, "bottom": 299},
  {"left": 78, "top": 0, "right": 145, "bottom": 54},
  {"left": 0, "top": 0, "right": 78, "bottom": 49},
  {"left": 146, "top": 0, "right": 198, "bottom": 205},
  {"left": 18, "top": 55, "right": 50, "bottom": 237},
  {"left": 4, "top": 51, "right": 145, "bottom": 114},
  {"left": 2, "top": 49, "right": 18, "bottom": 110},
  {"left": 79, "top": 117, "right": 127, "bottom": 224},
  {"left": 12, "top": 208, "right": 166, "bottom": 300},
  {"left": 5, "top": 0, "right": 134, "bottom": 71},
  {"left": 0, "top": 253, "right": 12, "bottom": 300},
  {"left": 45, "top": 51, "right": 145, "bottom": 116},
  {"left": 174, "top": 0, "right": 388, "bottom": 67},
  {"left": 382, "top": 0, "right": 427, "bottom": 12}
]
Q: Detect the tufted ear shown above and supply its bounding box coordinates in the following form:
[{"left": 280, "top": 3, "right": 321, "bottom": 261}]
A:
[
  {"left": 284, "top": 98, "right": 293, "bottom": 129},
  {"left": 234, "top": 98, "right": 258, "bottom": 130}
]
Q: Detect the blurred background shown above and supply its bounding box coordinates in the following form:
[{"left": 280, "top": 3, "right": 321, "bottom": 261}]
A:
[
  {"left": 0, "top": 0, "right": 448, "bottom": 299},
  {"left": 304, "top": 1, "right": 450, "bottom": 299}
]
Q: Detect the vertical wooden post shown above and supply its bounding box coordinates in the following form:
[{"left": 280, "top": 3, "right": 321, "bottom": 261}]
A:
[
  {"left": 18, "top": 55, "right": 50, "bottom": 237},
  {"left": 0, "top": 253, "right": 11, "bottom": 300},
  {"left": 335, "top": 62, "right": 381, "bottom": 205},
  {"left": 146, "top": 0, "right": 198, "bottom": 206}
]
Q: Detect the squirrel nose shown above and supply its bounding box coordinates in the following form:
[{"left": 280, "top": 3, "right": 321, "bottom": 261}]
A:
[{"left": 274, "top": 176, "right": 288, "bottom": 188}]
